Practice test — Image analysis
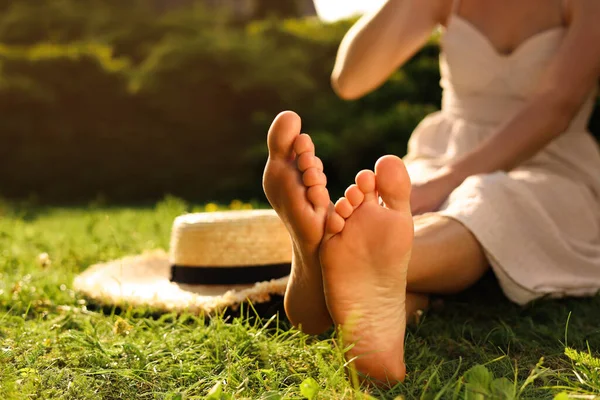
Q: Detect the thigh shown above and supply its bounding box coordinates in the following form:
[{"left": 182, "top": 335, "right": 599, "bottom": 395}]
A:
[{"left": 406, "top": 213, "right": 489, "bottom": 294}]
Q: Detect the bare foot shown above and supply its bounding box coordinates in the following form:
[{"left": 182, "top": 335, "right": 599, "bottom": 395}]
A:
[
  {"left": 263, "top": 111, "right": 333, "bottom": 334},
  {"left": 320, "top": 155, "right": 414, "bottom": 385}
]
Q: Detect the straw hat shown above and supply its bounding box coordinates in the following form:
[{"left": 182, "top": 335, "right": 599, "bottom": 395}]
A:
[{"left": 73, "top": 209, "right": 293, "bottom": 314}]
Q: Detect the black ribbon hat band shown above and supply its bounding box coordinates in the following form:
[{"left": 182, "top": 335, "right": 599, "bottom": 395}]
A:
[{"left": 170, "top": 263, "right": 291, "bottom": 285}]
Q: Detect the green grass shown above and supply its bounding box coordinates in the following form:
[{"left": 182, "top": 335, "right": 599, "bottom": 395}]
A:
[{"left": 1, "top": 196, "right": 600, "bottom": 399}]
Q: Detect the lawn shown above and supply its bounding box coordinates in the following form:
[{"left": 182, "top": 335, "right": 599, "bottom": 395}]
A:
[{"left": 0, "top": 197, "right": 599, "bottom": 399}]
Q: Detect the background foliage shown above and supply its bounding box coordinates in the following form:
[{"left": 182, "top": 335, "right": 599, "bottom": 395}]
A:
[{"left": 0, "top": 0, "right": 597, "bottom": 203}]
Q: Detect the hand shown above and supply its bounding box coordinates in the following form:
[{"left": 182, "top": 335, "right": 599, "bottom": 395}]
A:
[{"left": 410, "top": 169, "right": 464, "bottom": 215}]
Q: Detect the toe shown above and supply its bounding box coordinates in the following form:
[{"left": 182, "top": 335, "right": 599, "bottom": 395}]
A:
[
  {"left": 314, "top": 156, "right": 324, "bottom": 172},
  {"left": 303, "top": 168, "right": 326, "bottom": 187},
  {"left": 344, "top": 185, "right": 364, "bottom": 208},
  {"left": 375, "top": 155, "right": 411, "bottom": 212},
  {"left": 334, "top": 197, "right": 354, "bottom": 219},
  {"left": 324, "top": 210, "right": 345, "bottom": 237},
  {"left": 267, "top": 111, "right": 301, "bottom": 160},
  {"left": 355, "top": 169, "right": 378, "bottom": 203},
  {"left": 297, "top": 152, "right": 316, "bottom": 172},
  {"left": 293, "top": 133, "right": 315, "bottom": 156},
  {"left": 307, "top": 186, "right": 330, "bottom": 209}
]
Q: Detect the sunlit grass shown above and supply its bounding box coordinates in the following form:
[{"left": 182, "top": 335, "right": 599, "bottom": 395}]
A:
[{"left": 0, "top": 197, "right": 599, "bottom": 399}]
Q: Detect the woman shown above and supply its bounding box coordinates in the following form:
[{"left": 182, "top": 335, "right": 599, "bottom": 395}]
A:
[{"left": 263, "top": 0, "right": 600, "bottom": 385}]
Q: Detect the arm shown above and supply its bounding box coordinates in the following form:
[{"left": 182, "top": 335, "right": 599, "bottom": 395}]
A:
[
  {"left": 445, "top": 0, "right": 600, "bottom": 184},
  {"left": 331, "top": 0, "right": 447, "bottom": 100},
  {"left": 411, "top": 0, "right": 600, "bottom": 214}
]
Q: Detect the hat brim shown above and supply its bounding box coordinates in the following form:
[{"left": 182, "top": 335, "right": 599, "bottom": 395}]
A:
[{"left": 73, "top": 250, "right": 289, "bottom": 314}]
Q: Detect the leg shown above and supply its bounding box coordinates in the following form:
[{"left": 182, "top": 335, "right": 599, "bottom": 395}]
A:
[
  {"left": 407, "top": 214, "right": 489, "bottom": 294},
  {"left": 396, "top": 209, "right": 488, "bottom": 322},
  {"left": 402, "top": 206, "right": 489, "bottom": 326}
]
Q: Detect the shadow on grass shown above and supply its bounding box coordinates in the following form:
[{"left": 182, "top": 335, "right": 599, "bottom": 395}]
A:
[
  {"left": 83, "top": 271, "right": 600, "bottom": 355},
  {"left": 84, "top": 294, "right": 289, "bottom": 328}
]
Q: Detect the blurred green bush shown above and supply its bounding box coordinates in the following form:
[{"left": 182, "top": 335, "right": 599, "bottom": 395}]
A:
[{"left": 0, "top": 1, "right": 597, "bottom": 203}]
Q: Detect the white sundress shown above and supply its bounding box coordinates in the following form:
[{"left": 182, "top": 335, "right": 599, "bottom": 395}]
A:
[{"left": 404, "top": 8, "right": 600, "bottom": 304}]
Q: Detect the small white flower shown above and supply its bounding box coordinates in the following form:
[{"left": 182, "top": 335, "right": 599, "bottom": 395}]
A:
[{"left": 38, "top": 252, "right": 51, "bottom": 268}]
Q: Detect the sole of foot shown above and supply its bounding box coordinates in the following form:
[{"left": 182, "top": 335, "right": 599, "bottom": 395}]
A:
[
  {"left": 320, "top": 155, "right": 414, "bottom": 385},
  {"left": 263, "top": 111, "right": 333, "bottom": 334}
]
